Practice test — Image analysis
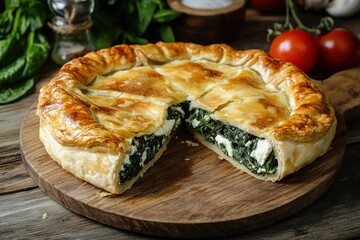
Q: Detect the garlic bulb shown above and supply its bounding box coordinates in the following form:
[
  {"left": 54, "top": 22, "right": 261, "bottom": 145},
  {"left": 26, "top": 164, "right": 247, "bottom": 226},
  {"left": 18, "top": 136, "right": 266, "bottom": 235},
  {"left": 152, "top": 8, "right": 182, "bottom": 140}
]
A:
[{"left": 326, "top": 0, "right": 360, "bottom": 18}]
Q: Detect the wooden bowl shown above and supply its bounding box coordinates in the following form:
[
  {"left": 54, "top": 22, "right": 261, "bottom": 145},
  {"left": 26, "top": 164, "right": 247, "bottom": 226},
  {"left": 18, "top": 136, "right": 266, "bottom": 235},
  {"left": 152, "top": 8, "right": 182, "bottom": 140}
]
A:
[{"left": 167, "top": 0, "right": 246, "bottom": 44}]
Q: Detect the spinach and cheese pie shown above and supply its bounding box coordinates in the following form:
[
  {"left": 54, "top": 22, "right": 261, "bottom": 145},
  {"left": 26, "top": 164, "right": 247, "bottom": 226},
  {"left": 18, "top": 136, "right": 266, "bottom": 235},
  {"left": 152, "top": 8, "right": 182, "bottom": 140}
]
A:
[{"left": 37, "top": 42, "right": 337, "bottom": 194}]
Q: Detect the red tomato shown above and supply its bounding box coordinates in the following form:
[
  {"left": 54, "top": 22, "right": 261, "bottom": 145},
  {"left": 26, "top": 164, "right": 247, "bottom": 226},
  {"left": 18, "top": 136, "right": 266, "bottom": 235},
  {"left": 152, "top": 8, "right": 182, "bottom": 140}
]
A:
[
  {"left": 251, "top": 0, "right": 286, "bottom": 14},
  {"left": 269, "top": 29, "right": 319, "bottom": 73},
  {"left": 316, "top": 28, "right": 360, "bottom": 74}
]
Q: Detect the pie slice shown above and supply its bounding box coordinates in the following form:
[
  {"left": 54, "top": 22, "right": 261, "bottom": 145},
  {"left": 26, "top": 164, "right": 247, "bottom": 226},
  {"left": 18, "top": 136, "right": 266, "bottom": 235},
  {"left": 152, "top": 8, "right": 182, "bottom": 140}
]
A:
[{"left": 37, "top": 42, "right": 336, "bottom": 194}]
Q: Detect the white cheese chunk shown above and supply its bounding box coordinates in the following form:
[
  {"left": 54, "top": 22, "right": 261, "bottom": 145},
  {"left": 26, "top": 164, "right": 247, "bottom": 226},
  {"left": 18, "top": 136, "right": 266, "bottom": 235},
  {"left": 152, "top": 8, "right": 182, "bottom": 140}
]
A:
[
  {"left": 250, "top": 139, "right": 272, "bottom": 166},
  {"left": 172, "top": 106, "right": 185, "bottom": 115},
  {"left": 215, "top": 135, "right": 233, "bottom": 157},
  {"left": 192, "top": 119, "right": 200, "bottom": 128},
  {"left": 154, "top": 119, "right": 175, "bottom": 136},
  {"left": 121, "top": 144, "right": 137, "bottom": 168},
  {"left": 140, "top": 150, "right": 147, "bottom": 167}
]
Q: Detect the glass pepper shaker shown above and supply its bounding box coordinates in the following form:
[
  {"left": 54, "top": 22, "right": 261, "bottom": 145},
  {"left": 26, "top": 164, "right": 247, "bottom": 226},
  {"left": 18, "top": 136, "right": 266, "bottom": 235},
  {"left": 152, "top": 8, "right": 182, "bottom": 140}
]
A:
[{"left": 48, "top": 0, "right": 95, "bottom": 65}]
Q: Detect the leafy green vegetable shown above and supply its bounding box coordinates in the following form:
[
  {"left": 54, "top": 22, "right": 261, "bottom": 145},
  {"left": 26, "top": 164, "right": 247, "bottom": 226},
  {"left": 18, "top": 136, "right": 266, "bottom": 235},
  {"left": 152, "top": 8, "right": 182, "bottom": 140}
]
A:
[
  {"left": 25, "top": 0, "right": 48, "bottom": 31},
  {"left": 134, "top": 0, "right": 157, "bottom": 36},
  {"left": 92, "top": 0, "right": 181, "bottom": 49},
  {"left": 0, "top": 77, "right": 34, "bottom": 104},
  {"left": 158, "top": 24, "right": 175, "bottom": 42},
  {"left": 153, "top": 9, "right": 181, "bottom": 23},
  {"left": 5, "top": 0, "right": 21, "bottom": 9},
  {"left": 0, "top": 9, "right": 15, "bottom": 38},
  {"left": 21, "top": 32, "right": 49, "bottom": 79},
  {"left": 0, "top": 0, "right": 49, "bottom": 104},
  {"left": 0, "top": 57, "right": 26, "bottom": 85},
  {"left": 0, "top": 32, "right": 48, "bottom": 86},
  {"left": 0, "top": 8, "right": 23, "bottom": 67}
]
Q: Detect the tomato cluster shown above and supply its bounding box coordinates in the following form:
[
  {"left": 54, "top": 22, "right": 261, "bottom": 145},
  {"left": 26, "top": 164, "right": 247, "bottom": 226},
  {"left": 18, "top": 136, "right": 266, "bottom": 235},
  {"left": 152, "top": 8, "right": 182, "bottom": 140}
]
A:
[{"left": 269, "top": 28, "right": 360, "bottom": 74}]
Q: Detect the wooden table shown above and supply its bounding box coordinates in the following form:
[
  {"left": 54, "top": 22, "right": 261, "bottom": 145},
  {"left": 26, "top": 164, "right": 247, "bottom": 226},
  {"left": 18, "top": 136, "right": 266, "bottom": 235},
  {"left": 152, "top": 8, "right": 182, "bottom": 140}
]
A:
[{"left": 1, "top": 10, "right": 360, "bottom": 239}]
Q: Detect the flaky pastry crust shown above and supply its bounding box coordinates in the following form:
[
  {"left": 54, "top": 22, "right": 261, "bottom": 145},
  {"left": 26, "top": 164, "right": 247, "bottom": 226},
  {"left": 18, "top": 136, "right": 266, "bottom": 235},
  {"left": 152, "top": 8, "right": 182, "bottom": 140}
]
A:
[{"left": 37, "top": 42, "right": 336, "bottom": 193}]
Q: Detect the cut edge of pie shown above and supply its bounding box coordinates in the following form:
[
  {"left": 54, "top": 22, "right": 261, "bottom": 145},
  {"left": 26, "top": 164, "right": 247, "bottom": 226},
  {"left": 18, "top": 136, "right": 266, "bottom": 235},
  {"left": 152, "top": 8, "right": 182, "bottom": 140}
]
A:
[{"left": 37, "top": 42, "right": 336, "bottom": 194}]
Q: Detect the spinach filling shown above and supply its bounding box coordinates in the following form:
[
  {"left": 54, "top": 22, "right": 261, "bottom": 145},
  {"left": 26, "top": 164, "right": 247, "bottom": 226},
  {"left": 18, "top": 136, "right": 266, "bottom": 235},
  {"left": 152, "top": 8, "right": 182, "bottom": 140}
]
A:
[
  {"left": 185, "top": 102, "right": 278, "bottom": 175},
  {"left": 119, "top": 104, "right": 185, "bottom": 185},
  {"left": 119, "top": 100, "right": 277, "bottom": 184}
]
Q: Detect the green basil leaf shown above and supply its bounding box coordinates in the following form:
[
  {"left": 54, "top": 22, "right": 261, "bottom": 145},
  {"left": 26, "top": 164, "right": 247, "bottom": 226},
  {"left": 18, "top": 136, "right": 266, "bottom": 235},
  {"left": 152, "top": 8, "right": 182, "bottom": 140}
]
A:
[
  {"left": 150, "top": 0, "right": 163, "bottom": 6},
  {"left": 124, "top": 32, "right": 148, "bottom": 45},
  {"left": 158, "top": 24, "right": 175, "bottom": 42},
  {"left": 93, "top": 0, "right": 180, "bottom": 47},
  {"left": 135, "top": 0, "right": 157, "bottom": 35},
  {"left": 156, "top": 0, "right": 166, "bottom": 9},
  {"left": 92, "top": 9, "right": 122, "bottom": 49},
  {"left": 153, "top": 9, "right": 181, "bottom": 23}
]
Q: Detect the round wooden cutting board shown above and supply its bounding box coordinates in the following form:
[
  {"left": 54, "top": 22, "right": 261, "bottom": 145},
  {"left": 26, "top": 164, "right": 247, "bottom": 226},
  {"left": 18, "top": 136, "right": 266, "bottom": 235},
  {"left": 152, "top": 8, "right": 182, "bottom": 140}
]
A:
[
  {"left": 20, "top": 68, "right": 360, "bottom": 238},
  {"left": 20, "top": 108, "right": 345, "bottom": 238}
]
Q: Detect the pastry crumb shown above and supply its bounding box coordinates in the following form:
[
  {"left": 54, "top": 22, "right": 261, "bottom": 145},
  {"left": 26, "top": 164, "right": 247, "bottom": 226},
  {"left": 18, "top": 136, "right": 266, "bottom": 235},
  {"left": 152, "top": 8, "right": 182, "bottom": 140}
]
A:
[
  {"left": 98, "top": 192, "right": 114, "bottom": 197},
  {"left": 184, "top": 157, "right": 191, "bottom": 161},
  {"left": 185, "top": 140, "right": 199, "bottom": 147},
  {"left": 218, "top": 156, "right": 224, "bottom": 160},
  {"left": 42, "top": 212, "right": 48, "bottom": 220}
]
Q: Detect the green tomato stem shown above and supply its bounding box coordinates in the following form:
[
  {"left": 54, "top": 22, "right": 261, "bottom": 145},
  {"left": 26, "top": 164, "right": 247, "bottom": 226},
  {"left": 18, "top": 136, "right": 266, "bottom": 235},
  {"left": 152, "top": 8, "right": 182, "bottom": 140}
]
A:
[
  {"left": 286, "top": 0, "right": 319, "bottom": 34},
  {"left": 267, "top": 0, "right": 334, "bottom": 41}
]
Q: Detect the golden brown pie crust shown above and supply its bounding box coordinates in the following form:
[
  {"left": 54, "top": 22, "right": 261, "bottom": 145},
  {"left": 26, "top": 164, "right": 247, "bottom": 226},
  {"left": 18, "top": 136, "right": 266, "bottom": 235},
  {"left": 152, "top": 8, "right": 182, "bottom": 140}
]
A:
[{"left": 37, "top": 42, "right": 336, "bottom": 193}]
